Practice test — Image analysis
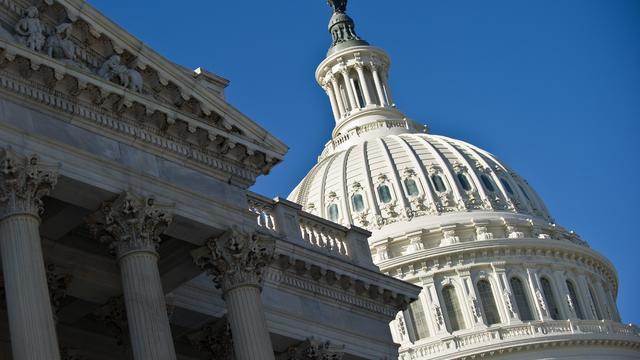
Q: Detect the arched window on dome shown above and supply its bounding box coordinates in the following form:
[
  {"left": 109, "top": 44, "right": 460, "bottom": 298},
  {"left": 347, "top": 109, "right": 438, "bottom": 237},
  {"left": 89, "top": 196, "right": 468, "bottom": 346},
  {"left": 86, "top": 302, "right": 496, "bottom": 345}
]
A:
[
  {"left": 480, "top": 174, "right": 496, "bottom": 192},
  {"left": 510, "top": 277, "right": 534, "bottom": 321},
  {"left": 477, "top": 280, "right": 501, "bottom": 326},
  {"left": 588, "top": 285, "right": 603, "bottom": 320},
  {"left": 442, "top": 285, "right": 464, "bottom": 332},
  {"left": 351, "top": 193, "right": 365, "bottom": 212},
  {"left": 500, "top": 178, "right": 514, "bottom": 195},
  {"left": 377, "top": 185, "right": 393, "bottom": 203},
  {"left": 404, "top": 300, "right": 430, "bottom": 341},
  {"left": 457, "top": 173, "right": 472, "bottom": 191},
  {"left": 431, "top": 175, "right": 447, "bottom": 193},
  {"left": 404, "top": 178, "right": 420, "bottom": 197},
  {"left": 540, "top": 277, "right": 562, "bottom": 320},
  {"left": 327, "top": 204, "right": 340, "bottom": 223},
  {"left": 566, "top": 280, "right": 585, "bottom": 319}
]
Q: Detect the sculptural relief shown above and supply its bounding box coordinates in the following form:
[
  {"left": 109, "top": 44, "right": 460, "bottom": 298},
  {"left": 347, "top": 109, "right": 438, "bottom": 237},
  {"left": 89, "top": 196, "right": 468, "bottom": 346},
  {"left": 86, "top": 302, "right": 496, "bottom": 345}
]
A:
[
  {"left": 98, "top": 55, "right": 143, "bottom": 93},
  {"left": 15, "top": 6, "right": 45, "bottom": 52},
  {"left": 46, "top": 23, "right": 76, "bottom": 62}
]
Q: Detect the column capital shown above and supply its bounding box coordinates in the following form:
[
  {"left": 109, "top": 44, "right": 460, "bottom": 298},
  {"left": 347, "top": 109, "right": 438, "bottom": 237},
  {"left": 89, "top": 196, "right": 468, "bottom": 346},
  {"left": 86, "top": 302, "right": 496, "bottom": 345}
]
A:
[
  {"left": 87, "top": 192, "right": 173, "bottom": 259},
  {"left": 192, "top": 227, "right": 275, "bottom": 293},
  {"left": 0, "top": 149, "right": 58, "bottom": 220}
]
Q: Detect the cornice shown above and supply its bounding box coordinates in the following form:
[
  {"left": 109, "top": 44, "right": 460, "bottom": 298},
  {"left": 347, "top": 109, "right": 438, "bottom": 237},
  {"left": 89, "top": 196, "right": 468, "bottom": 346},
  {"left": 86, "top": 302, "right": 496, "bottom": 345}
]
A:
[
  {"left": 378, "top": 238, "right": 618, "bottom": 294},
  {"left": 0, "top": 43, "right": 268, "bottom": 186},
  {"left": 0, "top": 0, "right": 286, "bottom": 186},
  {"left": 53, "top": 0, "right": 288, "bottom": 157}
]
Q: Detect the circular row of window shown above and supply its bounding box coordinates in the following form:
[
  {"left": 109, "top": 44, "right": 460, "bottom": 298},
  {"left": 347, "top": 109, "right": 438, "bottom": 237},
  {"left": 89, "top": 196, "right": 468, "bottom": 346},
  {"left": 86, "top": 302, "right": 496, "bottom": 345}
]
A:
[{"left": 327, "top": 173, "right": 533, "bottom": 222}]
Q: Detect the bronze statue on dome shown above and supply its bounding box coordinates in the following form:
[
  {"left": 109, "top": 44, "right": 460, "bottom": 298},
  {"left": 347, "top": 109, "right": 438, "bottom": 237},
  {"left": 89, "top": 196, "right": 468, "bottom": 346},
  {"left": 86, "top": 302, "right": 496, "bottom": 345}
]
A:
[{"left": 327, "top": 0, "right": 348, "bottom": 14}]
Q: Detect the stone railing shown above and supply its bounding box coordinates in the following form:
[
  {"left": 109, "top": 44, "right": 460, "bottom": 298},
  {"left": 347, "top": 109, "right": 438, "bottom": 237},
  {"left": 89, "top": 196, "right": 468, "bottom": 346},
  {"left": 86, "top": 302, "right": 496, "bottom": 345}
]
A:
[
  {"left": 401, "top": 320, "right": 640, "bottom": 360},
  {"left": 320, "top": 119, "right": 422, "bottom": 160},
  {"left": 246, "top": 193, "right": 377, "bottom": 270}
]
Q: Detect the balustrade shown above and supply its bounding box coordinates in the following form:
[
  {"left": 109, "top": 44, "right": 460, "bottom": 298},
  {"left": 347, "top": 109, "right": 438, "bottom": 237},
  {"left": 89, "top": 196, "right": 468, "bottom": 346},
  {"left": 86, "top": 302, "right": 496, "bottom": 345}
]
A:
[
  {"left": 246, "top": 193, "right": 375, "bottom": 269},
  {"left": 402, "top": 319, "right": 640, "bottom": 359}
]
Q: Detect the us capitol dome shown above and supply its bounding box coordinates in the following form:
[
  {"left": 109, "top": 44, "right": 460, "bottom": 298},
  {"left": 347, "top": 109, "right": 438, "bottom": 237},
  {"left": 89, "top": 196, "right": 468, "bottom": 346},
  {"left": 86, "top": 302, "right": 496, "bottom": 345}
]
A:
[{"left": 289, "top": 1, "right": 640, "bottom": 359}]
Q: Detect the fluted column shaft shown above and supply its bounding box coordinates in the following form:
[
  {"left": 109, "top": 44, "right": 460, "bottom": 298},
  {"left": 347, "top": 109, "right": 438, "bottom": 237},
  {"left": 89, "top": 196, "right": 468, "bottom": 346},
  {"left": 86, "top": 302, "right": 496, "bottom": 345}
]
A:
[
  {"left": 371, "top": 65, "right": 387, "bottom": 106},
  {"left": 355, "top": 65, "right": 373, "bottom": 106},
  {"left": 330, "top": 77, "right": 346, "bottom": 117},
  {"left": 118, "top": 250, "right": 176, "bottom": 360},
  {"left": 0, "top": 150, "right": 60, "bottom": 360},
  {"left": 225, "top": 285, "right": 274, "bottom": 360},
  {"left": 0, "top": 213, "right": 61, "bottom": 360},
  {"left": 88, "top": 192, "right": 176, "bottom": 360},
  {"left": 192, "top": 227, "right": 276, "bottom": 360},
  {"left": 380, "top": 71, "right": 394, "bottom": 105},
  {"left": 341, "top": 70, "right": 356, "bottom": 111},
  {"left": 325, "top": 84, "right": 341, "bottom": 121}
]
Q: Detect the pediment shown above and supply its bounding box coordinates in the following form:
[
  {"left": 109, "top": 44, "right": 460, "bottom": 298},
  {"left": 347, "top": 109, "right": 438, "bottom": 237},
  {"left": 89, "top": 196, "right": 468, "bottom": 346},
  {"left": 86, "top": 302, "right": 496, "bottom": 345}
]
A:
[{"left": 0, "top": 0, "right": 287, "bottom": 186}]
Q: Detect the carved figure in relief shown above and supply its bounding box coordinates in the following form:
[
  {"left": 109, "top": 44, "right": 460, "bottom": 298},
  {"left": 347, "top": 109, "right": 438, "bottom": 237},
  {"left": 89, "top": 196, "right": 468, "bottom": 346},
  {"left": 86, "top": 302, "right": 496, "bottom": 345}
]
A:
[
  {"left": 46, "top": 23, "right": 76, "bottom": 62},
  {"left": 476, "top": 226, "right": 494, "bottom": 241},
  {"left": 441, "top": 229, "right": 459, "bottom": 246},
  {"left": 535, "top": 288, "right": 548, "bottom": 315},
  {"left": 98, "top": 55, "right": 143, "bottom": 93},
  {"left": 432, "top": 304, "right": 445, "bottom": 329},
  {"left": 14, "top": 6, "right": 46, "bottom": 52},
  {"left": 470, "top": 297, "right": 483, "bottom": 321},
  {"left": 503, "top": 290, "right": 516, "bottom": 318},
  {"left": 397, "top": 315, "right": 407, "bottom": 337}
]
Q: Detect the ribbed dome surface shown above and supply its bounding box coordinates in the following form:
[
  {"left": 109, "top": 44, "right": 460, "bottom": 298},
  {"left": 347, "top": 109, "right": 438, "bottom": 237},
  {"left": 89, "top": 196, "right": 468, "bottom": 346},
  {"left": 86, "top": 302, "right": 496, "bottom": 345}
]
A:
[{"left": 288, "top": 133, "right": 552, "bottom": 231}]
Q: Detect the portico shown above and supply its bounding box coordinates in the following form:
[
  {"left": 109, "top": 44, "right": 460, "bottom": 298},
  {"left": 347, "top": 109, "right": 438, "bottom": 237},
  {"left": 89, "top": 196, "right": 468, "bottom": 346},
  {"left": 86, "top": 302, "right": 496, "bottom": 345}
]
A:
[{"left": 0, "top": 0, "right": 421, "bottom": 359}]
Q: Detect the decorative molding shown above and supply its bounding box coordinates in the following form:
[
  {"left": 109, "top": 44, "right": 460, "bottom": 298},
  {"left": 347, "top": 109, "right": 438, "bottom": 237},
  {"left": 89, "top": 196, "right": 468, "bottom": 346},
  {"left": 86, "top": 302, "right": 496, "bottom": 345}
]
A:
[
  {"left": 0, "top": 0, "right": 284, "bottom": 182},
  {"left": 0, "top": 62, "right": 269, "bottom": 185},
  {"left": 0, "top": 147, "right": 58, "bottom": 220},
  {"left": 86, "top": 191, "right": 173, "bottom": 259},
  {"left": 192, "top": 227, "right": 276, "bottom": 292},
  {"left": 379, "top": 240, "right": 617, "bottom": 294},
  {"left": 265, "top": 266, "right": 402, "bottom": 318}
]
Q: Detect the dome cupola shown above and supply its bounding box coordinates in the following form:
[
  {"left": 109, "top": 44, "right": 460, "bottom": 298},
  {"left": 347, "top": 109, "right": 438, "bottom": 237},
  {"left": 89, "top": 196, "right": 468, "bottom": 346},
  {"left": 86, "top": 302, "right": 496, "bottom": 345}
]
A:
[{"left": 318, "top": 1, "right": 425, "bottom": 158}]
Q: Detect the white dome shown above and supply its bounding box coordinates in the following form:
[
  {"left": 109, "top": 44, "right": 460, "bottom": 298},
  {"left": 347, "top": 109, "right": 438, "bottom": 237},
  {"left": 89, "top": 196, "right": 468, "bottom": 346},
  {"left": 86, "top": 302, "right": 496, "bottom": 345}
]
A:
[
  {"left": 288, "top": 130, "right": 553, "bottom": 235},
  {"left": 285, "top": 8, "right": 638, "bottom": 359}
]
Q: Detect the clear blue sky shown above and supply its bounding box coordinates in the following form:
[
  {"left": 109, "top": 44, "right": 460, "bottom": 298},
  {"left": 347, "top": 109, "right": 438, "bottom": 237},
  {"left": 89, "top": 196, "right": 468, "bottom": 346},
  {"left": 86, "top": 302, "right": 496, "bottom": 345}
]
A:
[{"left": 89, "top": 1, "right": 639, "bottom": 324}]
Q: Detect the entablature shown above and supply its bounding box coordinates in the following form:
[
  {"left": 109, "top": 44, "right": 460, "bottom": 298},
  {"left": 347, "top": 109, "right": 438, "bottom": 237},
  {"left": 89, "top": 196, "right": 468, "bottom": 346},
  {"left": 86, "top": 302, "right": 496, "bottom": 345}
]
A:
[
  {"left": 377, "top": 239, "right": 618, "bottom": 295},
  {"left": 0, "top": 0, "right": 288, "bottom": 187}
]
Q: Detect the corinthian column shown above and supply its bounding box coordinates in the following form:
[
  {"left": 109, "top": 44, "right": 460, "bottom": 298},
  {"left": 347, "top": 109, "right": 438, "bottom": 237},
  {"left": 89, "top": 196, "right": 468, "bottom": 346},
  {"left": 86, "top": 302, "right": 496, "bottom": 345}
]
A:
[
  {"left": 88, "top": 192, "right": 176, "bottom": 360},
  {"left": 370, "top": 63, "right": 387, "bottom": 106},
  {"left": 192, "top": 227, "right": 276, "bottom": 360},
  {"left": 0, "top": 149, "right": 61, "bottom": 360},
  {"left": 355, "top": 64, "right": 373, "bottom": 106}
]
